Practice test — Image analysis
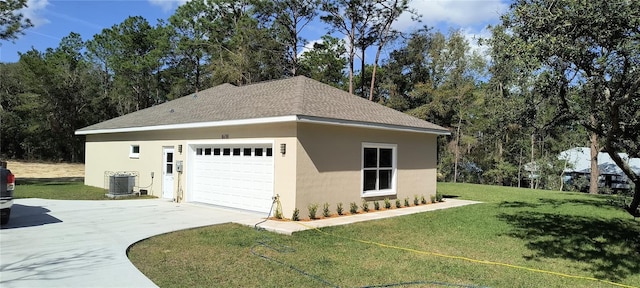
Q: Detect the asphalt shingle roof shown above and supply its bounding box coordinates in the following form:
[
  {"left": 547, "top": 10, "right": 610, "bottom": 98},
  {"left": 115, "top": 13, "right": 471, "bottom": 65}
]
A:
[{"left": 77, "top": 76, "right": 448, "bottom": 134}]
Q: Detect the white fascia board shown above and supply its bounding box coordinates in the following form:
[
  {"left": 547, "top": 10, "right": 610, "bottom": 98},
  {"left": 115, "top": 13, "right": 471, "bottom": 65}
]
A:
[
  {"left": 75, "top": 114, "right": 451, "bottom": 136},
  {"left": 75, "top": 115, "right": 298, "bottom": 135},
  {"left": 296, "top": 116, "right": 451, "bottom": 135}
]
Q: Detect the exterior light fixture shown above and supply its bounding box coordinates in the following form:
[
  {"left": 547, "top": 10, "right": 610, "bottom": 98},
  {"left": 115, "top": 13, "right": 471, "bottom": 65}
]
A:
[{"left": 280, "top": 143, "right": 286, "bottom": 155}]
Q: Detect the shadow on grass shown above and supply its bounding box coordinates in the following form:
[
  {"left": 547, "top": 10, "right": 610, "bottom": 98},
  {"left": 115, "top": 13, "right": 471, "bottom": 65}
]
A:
[
  {"left": 16, "top": 177, "right": 84, "bottom": 185},
  {"left": 536, "top": 197, "right": 619, "bottom": 210},
  {"left": 498, "top": 211, "right": 640, "bottom": 282},
  {"left": 498, "top": 201, "right": 541, "bottom": 209}
]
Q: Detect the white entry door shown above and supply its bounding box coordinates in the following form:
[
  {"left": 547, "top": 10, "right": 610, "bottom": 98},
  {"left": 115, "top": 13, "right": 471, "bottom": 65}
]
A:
[{"left": 162, "top": 147, "right": 175, "bottom": 199}]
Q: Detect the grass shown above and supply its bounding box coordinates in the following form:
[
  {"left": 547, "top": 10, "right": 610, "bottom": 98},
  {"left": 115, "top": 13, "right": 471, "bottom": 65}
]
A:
[
  {"left": 15, "top": 182, "right": 155, "bottom": 200},
  {"left": 128, "top": 183, "right": 640, "bottom": 288}
]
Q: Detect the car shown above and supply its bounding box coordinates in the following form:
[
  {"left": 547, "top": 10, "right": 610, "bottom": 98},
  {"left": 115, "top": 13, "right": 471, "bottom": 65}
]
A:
[{"left": 1, "top": 167, "right": 15, "bottom": 225}]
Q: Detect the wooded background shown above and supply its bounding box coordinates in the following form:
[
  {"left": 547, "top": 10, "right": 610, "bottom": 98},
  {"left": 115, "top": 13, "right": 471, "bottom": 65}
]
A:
[{"left": 1, "top": 0, "right": 638, "bottom": 198}]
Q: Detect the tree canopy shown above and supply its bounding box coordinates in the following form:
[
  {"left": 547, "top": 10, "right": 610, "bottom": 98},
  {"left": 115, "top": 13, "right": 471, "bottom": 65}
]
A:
[{"left": 1, "top": 0, "right": 638, "bottom": 215}]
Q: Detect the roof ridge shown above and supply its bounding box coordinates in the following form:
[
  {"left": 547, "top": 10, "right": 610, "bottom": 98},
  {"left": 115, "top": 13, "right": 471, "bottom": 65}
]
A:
[{"left": 291, "top": 76, "right": 307, "bottom": 115}]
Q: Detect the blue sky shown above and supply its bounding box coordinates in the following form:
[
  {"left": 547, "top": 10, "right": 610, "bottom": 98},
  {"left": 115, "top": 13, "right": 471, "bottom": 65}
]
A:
[{"left": 0, "top": 0, "right": 509, "bottom": 63}]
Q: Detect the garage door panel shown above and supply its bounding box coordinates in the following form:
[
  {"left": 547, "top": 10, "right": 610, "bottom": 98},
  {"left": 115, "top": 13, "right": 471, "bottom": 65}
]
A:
[{"left": 190, "top": 144, "right": 274, "bottom": 213}]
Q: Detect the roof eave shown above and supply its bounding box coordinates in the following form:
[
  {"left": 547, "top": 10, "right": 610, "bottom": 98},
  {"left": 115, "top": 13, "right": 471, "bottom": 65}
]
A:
[
  {"left": 296, "top": 115, "right": 451, "bottom": 135},
  {"left": 75, "top": 115, "right": 451, "bottom": 136}
]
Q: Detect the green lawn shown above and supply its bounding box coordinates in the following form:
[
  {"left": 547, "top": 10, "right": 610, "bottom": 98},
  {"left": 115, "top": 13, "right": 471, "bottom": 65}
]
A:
[
  {"left": 15, "top": 182, "right": 154, "bottom": 200},
  {"left": 128, "top": 183, "right": 640, "bottom": 288}
]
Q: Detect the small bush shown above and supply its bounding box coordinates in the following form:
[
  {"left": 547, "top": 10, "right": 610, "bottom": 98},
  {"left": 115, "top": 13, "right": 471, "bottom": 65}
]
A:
[
  {"left": 350, "top": 202, "right": 359, "bottom": 214},
  {"left": 384, "top": 197, "right": 391, "bottom": 209},
  {"left": 361, "top": 200, "right": 369, "bottom": 212},
  {"left": 430, "top": 195, "right": 436, "bottom": 203},
  {"left": 308, "top": 203, "right": 319, "bottom": 219},
  {"left": 292, "top": 208, "right": 300, "bottom": 221},
  {"left": 374, "top": 201, "right": 380, "bottom": 210},
  {"left": 404, "top": 197, "right": 410, "bottom": 207},
  {"left": 436, "top": 192, "right": 443, "bottom": 202},
  {"left": 336, "top": 203, "right": 344, "bottom": 215},
  {"left": 420, "top": 195, "right": 427, "bottom": 205},
  {"left": 323, "top": 202, "right": 331, "bottom": 218},
  {"left": 395, "top": 199, "right": 402, "bottom": 208},
  {"left": 413, "top": 195, "right": 419, "bottom": 206}
]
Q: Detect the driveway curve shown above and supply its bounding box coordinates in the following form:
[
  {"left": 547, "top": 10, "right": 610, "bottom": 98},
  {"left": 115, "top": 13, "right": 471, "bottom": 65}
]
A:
[{"left": 0, "top": 198, "right": 263, "bottom": 288}]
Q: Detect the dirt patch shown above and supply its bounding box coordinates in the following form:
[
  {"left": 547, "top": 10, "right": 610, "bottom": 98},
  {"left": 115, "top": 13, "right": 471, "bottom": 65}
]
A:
[{"left": 5, "top": 161, "right": 84, "bottom": 178}]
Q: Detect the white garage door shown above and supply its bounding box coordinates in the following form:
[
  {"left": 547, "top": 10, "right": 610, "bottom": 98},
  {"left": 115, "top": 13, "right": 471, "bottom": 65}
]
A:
[{"left": 190, "top": 144, "right": 274, "bottom": 213}]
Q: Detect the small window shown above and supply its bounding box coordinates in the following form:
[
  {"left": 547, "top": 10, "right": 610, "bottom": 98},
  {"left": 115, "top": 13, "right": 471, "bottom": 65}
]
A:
[
  {"left": 204, "top": 148, "right": 212, "bottom": 155},
  {"left": 223, "top": 148, "right": 231, "bottom": 156},
  {"left": 243, "top": 148, "right": 252, "bottom": 156},
  {"left": 130, "top": 145, "right": 140, "bottom": 158},
  {"left": 233, "top": 148, "right": 241, "bottom": 156},
  {"left": 196, "top": 148, "right": 203, "bottom": 155},
  {"left": 255, "top": 148, "right": 263, "bottom": 156},
  {"left": 266, "top": 148, "right": 273, "bottom": 157},
  {"left": 214, "top": 148, "right": 221, "bottom": 155}
]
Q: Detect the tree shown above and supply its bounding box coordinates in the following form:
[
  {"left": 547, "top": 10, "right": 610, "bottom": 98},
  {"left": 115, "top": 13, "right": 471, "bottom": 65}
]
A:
[
  {"left": 499, "top": 0, "right": 640, "bottom": 215},
  {"left": 367, "top": 0, "right": 415, "bottom": 101},
  {"left": 168, "top": 0, "right": 212, "bottom": 95},
  {"left": 263, "top": 0, "right": 319, "bottom": 76},
  {"left": 298, "top": 35, "right": 347, "bottom": 86},
  {"left": 321, "top": 0, "right": 376, "bottom": 95},
  {"left": 0, "top": 0, "right": 32, "bottom": 41},
  {"left": 16, "top": 33, "right": 104, "bottom": 161}
]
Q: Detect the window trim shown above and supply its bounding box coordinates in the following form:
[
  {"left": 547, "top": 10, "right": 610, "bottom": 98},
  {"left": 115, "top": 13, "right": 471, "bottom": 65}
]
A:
[
  {"left": 361, "top": 142, "right": 397, "bottom": 197},
  {"left": 130, "top": 145, "right": 140, "bottom": 159}
]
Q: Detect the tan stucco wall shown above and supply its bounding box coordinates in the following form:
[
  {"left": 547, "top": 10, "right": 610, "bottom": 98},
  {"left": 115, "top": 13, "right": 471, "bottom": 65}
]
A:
[
  {"left": 83, "top": 121, "right": 439, "bottom": 219},
  {"left": 294, "top": 123, "right": 438, "bottom": 218},
  {"left": 83, "top": 123, "right": 297, "bottom": 210}
]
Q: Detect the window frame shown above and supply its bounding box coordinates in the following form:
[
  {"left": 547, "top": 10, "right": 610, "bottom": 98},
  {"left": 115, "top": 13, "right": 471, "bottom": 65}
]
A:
[
  {"left": 361, "top": 142, "right": 397, "bottom": 197},
  {"left": 130, "top": 145, "right": 140, "bottom": 159}
]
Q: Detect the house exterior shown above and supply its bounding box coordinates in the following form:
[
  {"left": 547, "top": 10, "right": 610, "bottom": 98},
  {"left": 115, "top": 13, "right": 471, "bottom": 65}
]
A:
[
  {"left": 76, "top": 76, "right": 449, "bottom": 217},
  {"left": 559, "top": 147, "right": 640, "bottom": 192}
]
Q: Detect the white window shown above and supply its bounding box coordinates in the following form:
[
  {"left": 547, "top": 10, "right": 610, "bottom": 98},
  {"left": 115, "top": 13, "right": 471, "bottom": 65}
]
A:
[
  {"left": 362, "top": 143, "right": 397, "bottom": 197},
  {"left": 130, "top": 145, "right": 140, "bottom": 159}
]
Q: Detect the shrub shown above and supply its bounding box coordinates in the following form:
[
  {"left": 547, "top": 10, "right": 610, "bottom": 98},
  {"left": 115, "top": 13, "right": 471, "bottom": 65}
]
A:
[
  {"left": 404, "top": 197, "right": 410, "bottom": 207},
  {"left": 323, "top": 202, "right": 331, "bottom": 218},
  {"left": 436, "top": 192, "right": 443, "bottom": 202},
  {"left": 430, "top": 195, "right": 436, "bottom": 203},
  {"left": 420, "top": 195, "right": 427, "bottom": 205},
  {"left": 395, "top": 199, "right": 402, "bottom": 208},
  {"left": 336, "top": 203, "right": 344, "bottom": 215},
  {"left": 384, "top": 197, "right": 391, "bottom": 209},
  {"left": 292, "top": 208, "right": 300, "bottom": 221},
  {"left": 374, "top": 201, "right": 380, "bottom": 210},
  {"left": 308, "top": 203, "right": 319, "bottom": 219},
  {"left": 361, "top": 200, "right": 369, "bottom": 212},
  {"left": 350, "top": 202, "right": 359, "bottom": 214},
  {"left": 413, "top": 195, "right": 419, "bottom": 206}
]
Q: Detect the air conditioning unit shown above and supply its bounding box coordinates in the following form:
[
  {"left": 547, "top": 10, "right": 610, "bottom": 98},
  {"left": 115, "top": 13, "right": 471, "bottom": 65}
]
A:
[{"left": 109, "top": 174, "right": 135, "bottom": 195}]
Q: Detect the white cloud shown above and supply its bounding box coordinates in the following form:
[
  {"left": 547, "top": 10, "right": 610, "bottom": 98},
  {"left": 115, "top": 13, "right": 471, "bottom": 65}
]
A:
[
  {"left": 148, "top": 0, "right": 189, "bottom": 13},
  {"left": 299, "top": 39, "right": 324, "bottom": 57},
  {"left": 462, "top": 27, "right": 491, "bottom": 59},
  {"left": 21, "top": 0, "right": 50, "bottom": 27},
  {"left": 395, "top": 0, "right": 508, "bottom": 32}
]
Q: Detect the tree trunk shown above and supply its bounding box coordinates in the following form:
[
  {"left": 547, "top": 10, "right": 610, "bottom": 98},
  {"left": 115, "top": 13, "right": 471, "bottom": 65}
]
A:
[
  {"left": 530, "top": 134, "right": 535, "bottom": 189},
  {"left": 453, "top": 117, "right": 462, "bottom": 183},
  {"left": 518, "top": 147, "right": 523, "bottom": 188},
  {"left": 589, "top": 123, "right": 599, "bottom": 194},
  {"left": 368, "top": 45, "right": 383, "bottom": 101},
  {"left": 360, "top": 46, "right": 366, "bottom": 98}
]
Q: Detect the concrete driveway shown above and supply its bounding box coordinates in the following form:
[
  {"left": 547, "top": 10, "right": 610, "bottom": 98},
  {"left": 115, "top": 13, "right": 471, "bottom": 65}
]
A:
[{"left": 0, "top": 198, "right": 263, "bottom": 288}]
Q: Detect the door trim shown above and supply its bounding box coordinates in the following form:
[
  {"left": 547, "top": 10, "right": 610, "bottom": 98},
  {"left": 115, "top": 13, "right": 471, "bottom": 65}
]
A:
[{"left": 162, "top": 147, "right": 175, "bottom": 199}]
